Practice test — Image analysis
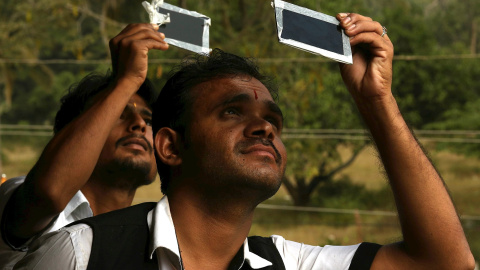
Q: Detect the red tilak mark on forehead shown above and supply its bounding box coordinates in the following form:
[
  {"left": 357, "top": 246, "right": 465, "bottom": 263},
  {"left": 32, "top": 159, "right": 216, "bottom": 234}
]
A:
[{"left": 254, "top": 89, "right": 258, "bottom": 100}]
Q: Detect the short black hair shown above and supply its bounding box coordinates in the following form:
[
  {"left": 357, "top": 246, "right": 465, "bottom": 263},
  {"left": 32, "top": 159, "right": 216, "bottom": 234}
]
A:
[
  {"left": 54, "top": 71, "right": 157, "bottom": 134},
  {"left": 152, "top": 48, "right": 278, "bottom": 194}
]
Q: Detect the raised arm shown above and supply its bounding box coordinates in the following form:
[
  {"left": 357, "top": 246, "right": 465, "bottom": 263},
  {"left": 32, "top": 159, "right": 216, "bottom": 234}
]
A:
[
  {"left": 5, "top": 24, "right": 168, "bottom": 244},
  {"left": 336, "top": 13, "right": 474, "bottom": 270}
]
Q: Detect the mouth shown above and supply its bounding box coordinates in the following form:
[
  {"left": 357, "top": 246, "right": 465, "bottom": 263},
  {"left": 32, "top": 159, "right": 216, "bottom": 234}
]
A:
[
  {"left": 116, "top": 135, "right": 152, "bottom": 153},
  {"left": 240, "top": 141, "right": 281, "bottom": 164}
]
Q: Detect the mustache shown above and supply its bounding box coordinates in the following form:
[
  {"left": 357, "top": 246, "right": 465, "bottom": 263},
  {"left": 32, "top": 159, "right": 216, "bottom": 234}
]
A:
[
  {"left": 236, "top": 138, "right": 282, "bottom": 165},
  {"left": 115, "top": 134, "right": 153, "bottom": 153}
]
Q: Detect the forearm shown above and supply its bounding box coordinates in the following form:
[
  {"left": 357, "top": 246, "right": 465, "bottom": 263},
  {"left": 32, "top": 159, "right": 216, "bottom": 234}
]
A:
[
  {"left": 358, "top": 94, "right": 473, "bottom": 268},
  {"left": 12, "top": 79, "right": 138, "bottom": 238},
  {"left": 33, "top": 80, "right": 136, "bottom": 194}
]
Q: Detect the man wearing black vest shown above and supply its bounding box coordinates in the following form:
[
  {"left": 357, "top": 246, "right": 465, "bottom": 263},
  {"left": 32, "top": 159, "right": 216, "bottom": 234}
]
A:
[{"left": 15, "top": 13, "right": 474, "bottom": 270}]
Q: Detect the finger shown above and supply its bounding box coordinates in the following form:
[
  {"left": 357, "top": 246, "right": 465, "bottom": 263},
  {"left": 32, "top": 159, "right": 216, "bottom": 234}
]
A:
[
  {"left": 344, "top": 20, "right": 384, "bottom": 38},
  {"left": 110, "top": 30, "right": 167, "bottom": 58},
  {"left": 115, "top": 23, "right": 158, "bottom": 38},
  {"left": 110, "top": 24, "right": 164, "bottom": 50},
  {"left": 337, "top": 13, "right": 373, "bottom": 25},
  {"left": 140, "top": 39, "right": 170, "bottom": 51},
  {"left": 349, "top": 32, "right": 393, "bottom": 57},
  {"left": 119, "top": 29, "right": 167, "bottom": 45},
  {"left": 345, "top": 13, "right": 373, "bottom": 23},
  {"left": 116, "top": 39, "right": 169, "bottom": 57},
  {"left": 120, "top": 24, "right": 164, "bottom": 39},
  {"left": 337, "top": 13, "right": 372, "bottom": 28}
]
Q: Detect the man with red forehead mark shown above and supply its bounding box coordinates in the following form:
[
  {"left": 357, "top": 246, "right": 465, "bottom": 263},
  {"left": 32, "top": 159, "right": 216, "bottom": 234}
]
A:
[{"left": 15, "top": 13, "right": 473, "bottom": 270}]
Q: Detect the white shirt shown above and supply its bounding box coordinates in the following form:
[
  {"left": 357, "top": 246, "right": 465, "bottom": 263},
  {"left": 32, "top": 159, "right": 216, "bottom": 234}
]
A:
[
  {"left": 14, "top": 196, "right": 361, "bottom": 270},
  {"left": 0, "top": 176, "right": 93, "bottom": 270}
]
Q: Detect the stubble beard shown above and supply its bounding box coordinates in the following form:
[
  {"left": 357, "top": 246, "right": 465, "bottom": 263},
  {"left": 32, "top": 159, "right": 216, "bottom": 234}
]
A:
[
  {"left": 202, "top": 154, "right": 285, "bottom": 206},
  {"left": 182, "top": 136, "right": 286, "bottom": 205},
  {"left": 229, "top": 138, "right": 285, "bottom": 202},
  {"left": 100, "top": 156, "right": 155, "bottom": 191}
]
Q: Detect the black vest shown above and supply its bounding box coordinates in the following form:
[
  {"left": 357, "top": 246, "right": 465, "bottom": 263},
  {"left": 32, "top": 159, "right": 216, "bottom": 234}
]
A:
[{"left": 68, "top": 203, "right": 286, "bottom": 270}]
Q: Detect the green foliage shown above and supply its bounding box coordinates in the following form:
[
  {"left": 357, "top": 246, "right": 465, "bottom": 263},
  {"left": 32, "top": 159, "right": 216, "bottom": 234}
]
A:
[
  {"left": 393, "top": 59, "right": 480, "bottom": 128},
  {"left": 2, "top": 70, "right": 104, "bottom": 124},
  {"left": 0, "top": 135, "right": 51, "bottom": 177},
  {"left": 276, "top": 60, "right": 367, "bottom": 206},
  {"left": 311, "top": 176, "right": 395, "bottom": 211},
  {"left": 464, "top": 220, "right": 480, "bottom": 264},
  {"left": 426, "top": 0, "right": 480, "bottom": 53},
  {"left": 424, "top": 99, "right": 480, "bottom": 157},
  {"left": 253, "top": 176, "right": 396, "bottom": 233}
]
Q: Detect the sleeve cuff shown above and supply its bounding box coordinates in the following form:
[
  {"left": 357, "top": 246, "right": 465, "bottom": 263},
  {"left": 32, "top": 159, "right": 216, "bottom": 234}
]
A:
[
  {"left": 348, "top": 242, "right": 382, "bottom": 270},
  {"left": 1, "top": 186, "right": 30, "bottom": 251}
]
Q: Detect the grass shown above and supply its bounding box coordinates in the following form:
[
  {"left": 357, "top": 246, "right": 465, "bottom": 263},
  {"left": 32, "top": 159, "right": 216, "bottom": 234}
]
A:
[
  {"left": 1, "top": 137, "right": 480, "bottom": 260},
  {"left": 0, "top": 136, "right": 50, "bottom": 177}
]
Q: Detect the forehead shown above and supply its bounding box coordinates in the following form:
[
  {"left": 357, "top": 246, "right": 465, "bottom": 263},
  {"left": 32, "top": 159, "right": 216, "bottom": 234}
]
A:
[
  {"left": 128, "top": 94, "right": 147, "bottom": 106},
  {"left": 130, "top": 94, "right": 149, "bottom": 107},
  {"left": 124, "top": 94, "right": 152, "bottom": 116},
  {"left": 190, "top": 76, "right": 274, "bottom": 107}
]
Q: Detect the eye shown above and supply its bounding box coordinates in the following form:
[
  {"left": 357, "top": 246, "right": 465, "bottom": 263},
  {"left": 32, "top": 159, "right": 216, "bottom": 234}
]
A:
[
  {"left": 119, "top": 108, "right": 128, "bottom": 120},
  {"left": 144, "top": 117, "right": 153, "bottom": 126},
  {"left": 266, "top": 116, "right": 283, "bottom": 132},
  {"left": 224, "top": 108, "right": 240, "bottom": 116},
  {"left": 266, "top": 117, "right": 278, "bottom": 127}
]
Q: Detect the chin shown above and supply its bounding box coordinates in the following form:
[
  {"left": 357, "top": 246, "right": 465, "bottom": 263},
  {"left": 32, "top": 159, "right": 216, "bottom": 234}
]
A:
[
  {"left": 252, "top": 168, "right": 284, "bottom": 199},
  {"left": 232, "top": 171, "right": 283, "bottom": 202},
  {"left": 105, "top": 157, "right": 156, "bottom": 189}
]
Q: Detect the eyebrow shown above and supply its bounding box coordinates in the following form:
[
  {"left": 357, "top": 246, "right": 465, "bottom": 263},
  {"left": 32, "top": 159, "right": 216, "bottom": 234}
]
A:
[
  {"left": 140, "top": 108, "right": 153, "bottom": 117},
  {"left": 218, "top": 93, "right": 251, "bottom": 108},
  {"left": 126, "top": 103, "right": 152, "bottom": 117},
  {"left": 217, "top": 93, "right": 284, "bottom": 122},
  {"left": 266, "top": 100, "right": 284, "bottom": 122}
]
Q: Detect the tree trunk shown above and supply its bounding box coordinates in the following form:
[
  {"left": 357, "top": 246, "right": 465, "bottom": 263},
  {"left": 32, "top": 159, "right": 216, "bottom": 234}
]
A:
[
  {"left": 282, "top": 177, "right": 315, "bottom": 206},
  {"left": 1, "top": 64, "right": 13, "bottom": 108},
  {"left": 0, "top": 110, "right": 3, "bottom": 174},
  {"left": 178, "top": 0, "right": 187, "bottom": 9},
  {"left": 100, "top": 1, "right": 110, "bottom": 56},
  {"left": 282, "top": 144, "right": 367, "bottom": 206},
  {"left": 471, "top": 19, "right": 477, "bottom": 54}
]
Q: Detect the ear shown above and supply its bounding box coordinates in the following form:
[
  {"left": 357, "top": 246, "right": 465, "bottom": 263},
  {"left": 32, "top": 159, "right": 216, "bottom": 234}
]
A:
[{"left": 154, "top": 127, "right": 182, "bottom": 166}]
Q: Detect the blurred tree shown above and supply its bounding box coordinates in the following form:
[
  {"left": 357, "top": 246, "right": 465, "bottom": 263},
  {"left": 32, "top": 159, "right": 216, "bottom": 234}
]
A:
[
  {"left": 388, "top": 0, "right": 480, "bottom": 159},
  {"left": 425, "top": 99, "right": 480, "bottom": 157},
  {"left": 276, "top": 62, "right": 368, "bottom": 206},
  {"left": 425, "top": 0, "right": 479, "bottom": 54},
  {"left": 0, "top": 0, "right": 58, "bottom": 110}
]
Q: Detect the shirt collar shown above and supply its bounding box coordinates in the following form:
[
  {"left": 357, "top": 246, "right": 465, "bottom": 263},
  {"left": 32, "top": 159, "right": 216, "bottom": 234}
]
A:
[
  {"left": 63, "top": 190, "right": 91, "bottom": 218},
  {"left": 243, "top": 239, "right": 273, "bottom": 269},
  {"left": 148, "top": 196, "right": 181, "bottom": 262},
  {"left": 148, "top": 196, "right": 273, "bottom": 269}
]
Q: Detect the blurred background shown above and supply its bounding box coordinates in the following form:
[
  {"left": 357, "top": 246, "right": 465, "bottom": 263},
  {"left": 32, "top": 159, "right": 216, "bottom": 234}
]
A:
[{"left": 1, "top": 0, "right": 480, "bottom": 264}]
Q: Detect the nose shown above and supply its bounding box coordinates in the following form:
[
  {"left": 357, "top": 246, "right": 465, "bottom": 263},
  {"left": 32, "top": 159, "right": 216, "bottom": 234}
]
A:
[
  {"left": 244, "top": 117, "right": 275, "bottom": 141},
  {"left": 127, "top": 112, "right": 147, "bottom": 134}
]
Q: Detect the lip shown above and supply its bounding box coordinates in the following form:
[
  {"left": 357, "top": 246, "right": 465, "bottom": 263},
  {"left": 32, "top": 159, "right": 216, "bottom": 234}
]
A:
[
  {"left": 121, "top": 137, "right": 148, "bottom": 152},
  {"left": 241, "top": 144, "right": 277, "bottom": 160}
]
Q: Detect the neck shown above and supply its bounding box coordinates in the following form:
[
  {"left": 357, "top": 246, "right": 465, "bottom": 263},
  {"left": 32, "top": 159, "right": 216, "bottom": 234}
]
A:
[
  {"left": 168, "top": 188, "right": 255, "bottom": 270},
  {"left": 81, "top": 174, "right": 136, "bottom": 216}
]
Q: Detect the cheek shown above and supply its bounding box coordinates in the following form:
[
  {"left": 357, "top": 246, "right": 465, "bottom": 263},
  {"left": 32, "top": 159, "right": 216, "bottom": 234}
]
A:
[
  {"left": 146, "top": 130, "right": 154, "bottom": 144},
  {"left": 194, "top": 129, "right": 233, "bottom": 158},
  {"left": 106, "top": 123, "right": 124, "bottom": 144},
  {"left": 97, "top": 136, "right": 118, "bottom": 163},
  {"left": 102, "top": 125, "right": 125, "bottom": 153},
  {"left": 104, "top": 134, "right": 119, "bottom": 152},
  {"left": 276, "top": 140, "right": 287, "bottom": 162}
]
